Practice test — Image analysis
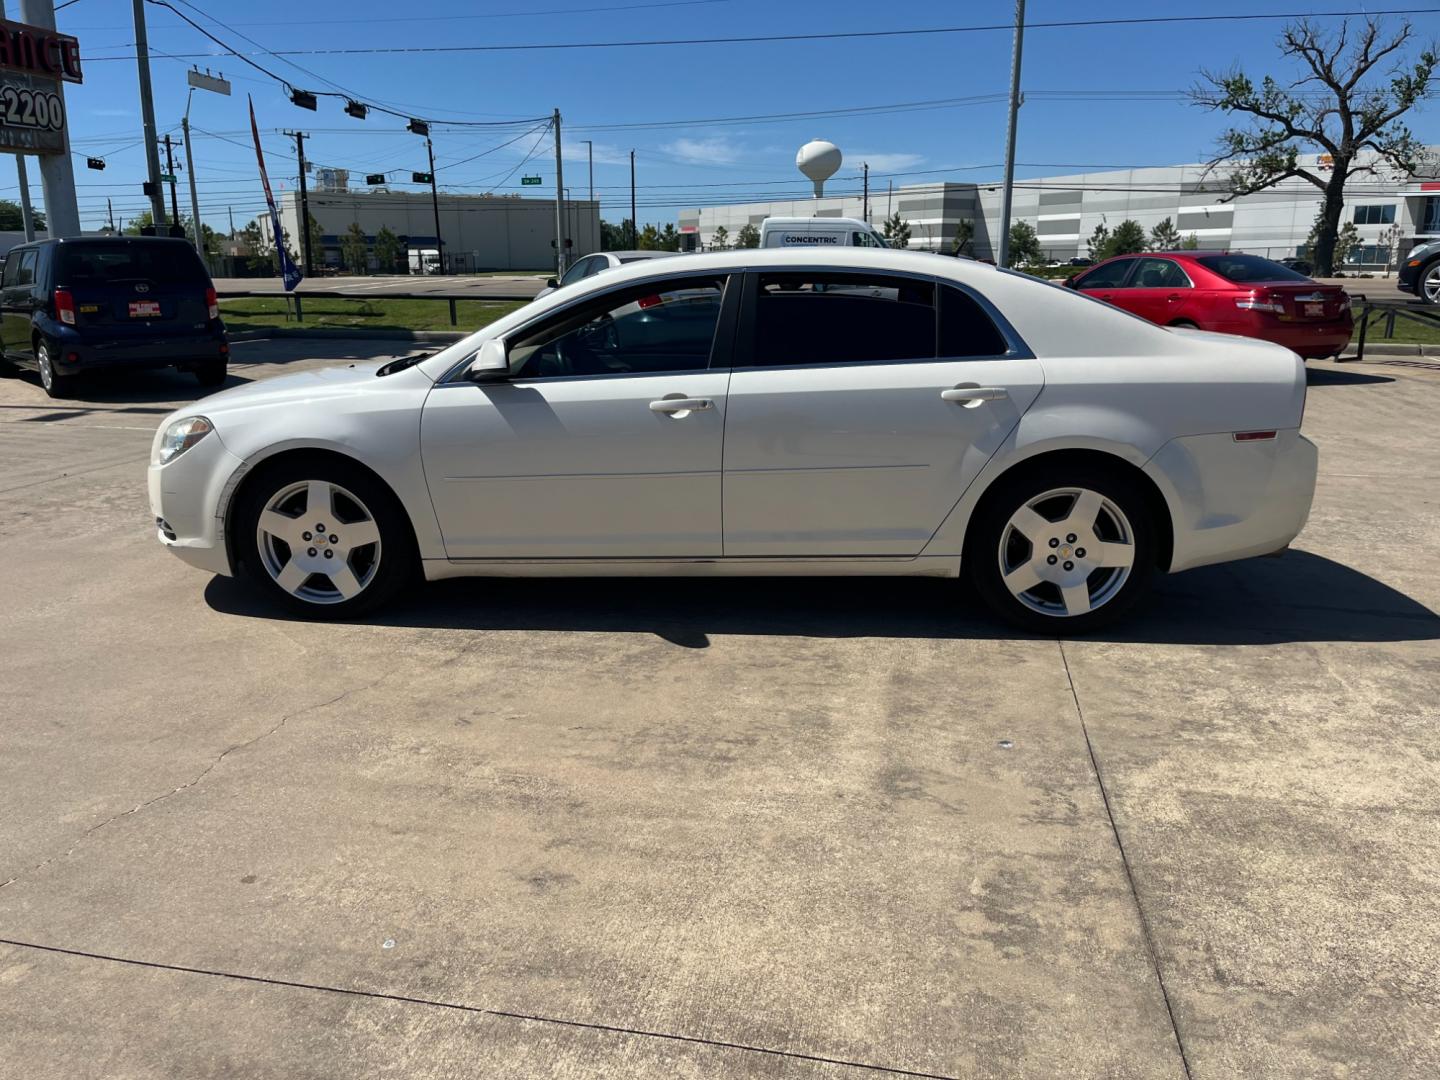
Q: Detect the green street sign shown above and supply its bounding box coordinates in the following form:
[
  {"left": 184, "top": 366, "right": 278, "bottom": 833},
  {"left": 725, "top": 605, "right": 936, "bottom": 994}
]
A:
[
  {"left": 521, "top": 175, "right": 542, "bottom": 186},
  {"left": 159, "top": 173, "right": 176, "bottom": 183}
]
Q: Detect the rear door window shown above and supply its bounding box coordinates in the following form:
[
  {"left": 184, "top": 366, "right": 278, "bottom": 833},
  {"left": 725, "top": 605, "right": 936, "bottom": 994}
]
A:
[
  {"left": 15, "top": 250, "right": 37, "bottom": 286},
  {"left": 749, "top": 272, "right": 935, "bottom": 366},
  {"left": 1129, "top": 258, "right": 1191, "bottom": 289},
  {"left": 1075, "top": 258, "right": 1136, "bottom": 289},
  {"left": 938, "top": 286, "right": 1010, "bottom": 357},
  {"left": 56, "top": 243, "right": 207, "bottom": 287}
]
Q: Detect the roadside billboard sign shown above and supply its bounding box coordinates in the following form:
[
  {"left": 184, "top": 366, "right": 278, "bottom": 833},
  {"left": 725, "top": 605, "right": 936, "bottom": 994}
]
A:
[{"left": 0, "top": 18, "right": 81, "bottom": 157}]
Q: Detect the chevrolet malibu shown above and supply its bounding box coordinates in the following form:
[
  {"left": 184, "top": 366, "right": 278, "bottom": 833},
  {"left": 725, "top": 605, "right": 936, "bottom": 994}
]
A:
[{"left": 149, "top": 248, "right": 1317, "bottom": 632}]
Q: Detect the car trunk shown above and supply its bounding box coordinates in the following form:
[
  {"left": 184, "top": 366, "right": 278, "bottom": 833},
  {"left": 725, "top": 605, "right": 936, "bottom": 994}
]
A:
[{"left": 1257, "top": 282, "right": 1350, "bottom": 322}]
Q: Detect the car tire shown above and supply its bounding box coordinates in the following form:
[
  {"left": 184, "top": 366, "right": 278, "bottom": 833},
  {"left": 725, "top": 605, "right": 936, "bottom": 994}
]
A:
[
  {"left": 235, "top": 458, "right": 416, "bottom": 619},
  {"left": 1419, "top": 259, "right": 1440, "bottom": 305},
  {"left": 1169, "top": 319, "right": 1199, "bottom": 329},
  {"left": 968, "top": 464, "right": 1157, "bottom": 635},
  {"left": 194, "top": 359, "right": 228, "bottom": 387},
  {"left": 35, "top": 339, "right": 75, "bottom": 399}
]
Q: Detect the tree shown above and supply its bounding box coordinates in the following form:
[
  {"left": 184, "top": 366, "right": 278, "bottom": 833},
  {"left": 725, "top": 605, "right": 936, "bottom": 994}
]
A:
[
  {"left": 659, "top": 223, "right": 681, "bottom": 251},
  {"left": 340, "top": 221, "right": 369, "bottom": 273},
  {"left": 1149, "top": 217, "right": 1182, "bottom": 251},
  {"left": 638, "top": 223, "right": 662, "bottom": 250},
  {"left": 951, "top": 219, "right": 974, "bottom": 256},
  {"left": 711, "top": 225, "right": 730, "bottom": 251},
  {"left": 373, "top": 225, "right": 402, "bottom": 273},
  {"left": 1180, "top": 233, "right": 1201, "bottom": 249},
  {"left": 1108, "top": 219, "right": 1149, "bottom": 257},
  {"left": 600, "top": 219, "right": 632, "bottom": 250},
  {"left": 0, "top": 199, "right": 41, "bottom": 231},
  {"left": 1007, "top": 220, "right": 1043, "bottom": 266},
  {"left": 1086, "top": 222, "right": 1111, "bottom": 261},
  {"left": 1192, "top": 16, "right": 1436, "bottom": 275},
  {"left": 302, "top": 212, "right": 325, "bottom": 272},
  {"left": 125, "top": 210, "right": 220, "bottom": 256},
  {"left": 1334, "top": 220, "right": 1361, "bottom": 266},
  {"left": 881, "top": 212, "right": 910, "bottom": 249},
  {"left": 735, "top": 222, "right": 761, "bottom": 249}
]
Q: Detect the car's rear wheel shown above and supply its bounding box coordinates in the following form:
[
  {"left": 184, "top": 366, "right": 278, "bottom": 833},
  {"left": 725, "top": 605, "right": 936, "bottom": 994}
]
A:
[
  {"left": 1420, "top": 259, "right": 1440, "bottom": 305},
  {"left": 236, "top": 460, "right": 414, "bottom": 618},
  {"left": 193, "top": 359, "right": 227, "bottom": 387},
  {"left": 969, "top": 466, "right": 1156, "bottom": 634},
  {"left": 36, "top": 340, "right": 75, "bottom": 399}
]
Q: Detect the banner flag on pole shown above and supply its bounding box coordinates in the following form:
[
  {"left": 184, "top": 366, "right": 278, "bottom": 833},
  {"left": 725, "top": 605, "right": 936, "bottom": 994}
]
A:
[{"left": 249, "top": 96, "right": 302, "bottom": 292}]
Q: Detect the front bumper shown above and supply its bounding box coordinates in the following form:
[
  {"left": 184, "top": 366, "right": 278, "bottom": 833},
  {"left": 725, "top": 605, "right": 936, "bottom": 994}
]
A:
[
  {"left": 148, "top": 426, "right": 246, "bottom": 576},
  {"left": 1146, "top": 429, "right": 1318, "bottom": 574}
]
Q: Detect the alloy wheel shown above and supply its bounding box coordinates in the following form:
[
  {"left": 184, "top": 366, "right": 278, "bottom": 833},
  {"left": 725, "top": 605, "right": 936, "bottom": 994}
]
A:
[
  {"left": 37, "top": 345, "right": 53, "bottom": 391},
  {"left": 997, "top": 486, "right": 1136, "bottom": 618},
  {"left": 255, "top": 479, "right": 382, "bottom": 605},
  {"left": 1424, "top": 263, "right": 1440, "bottom": 303}
]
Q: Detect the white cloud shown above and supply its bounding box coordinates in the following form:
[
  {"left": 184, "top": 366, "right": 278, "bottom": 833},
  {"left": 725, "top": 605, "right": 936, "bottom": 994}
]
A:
[
  {"left": 851, "top": 152, "right": 925, "bottom": 173},
  {"left": 662, "top": 136, "right": 744, "bottom": 166},
  {"left": 564, "top": 141, "right": 629, "bottom": 167}
]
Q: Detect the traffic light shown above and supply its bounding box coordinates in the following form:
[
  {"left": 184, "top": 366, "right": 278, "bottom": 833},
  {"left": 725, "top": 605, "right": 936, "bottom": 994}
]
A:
[
  {"left": 86, "top": 157, "right": 105, "bottom": 170},
  {"left": 365, "top": 173, "right": 385, "bottom": 185},
  {"left": 407, "top": 119, "right": 429, "bottom": 136},
  {"left": 142, "top": 181, "right": 157, "bottom": 196},
  {"left": 344, "top": 100, "right": 367, "bottom": 120},
  {"left": 412, "top": 172, "right": 433, "bottom": 184},
  {"left": 290, "top": 89, "right": 317, "bottom": 111}
]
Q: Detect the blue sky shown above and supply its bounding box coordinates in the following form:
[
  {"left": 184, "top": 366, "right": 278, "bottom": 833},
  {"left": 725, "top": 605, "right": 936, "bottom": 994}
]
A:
[{"left": 18, "top": 0, "right": 1440, "bottom": 233}]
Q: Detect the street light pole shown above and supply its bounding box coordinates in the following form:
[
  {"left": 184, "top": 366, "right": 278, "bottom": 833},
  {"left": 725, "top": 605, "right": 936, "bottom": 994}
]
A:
[
  {"left": 997, "top": 0, "right": 1026, "bottom": 268},
  {"left": 182, "top": 91, "right": 205, "bottom": 262},
  {"left": 163, "top": 133, "right": 181, "bottom": 225},
  {"left": 629, "top": 149, "right": 636, "bottom": 249}
]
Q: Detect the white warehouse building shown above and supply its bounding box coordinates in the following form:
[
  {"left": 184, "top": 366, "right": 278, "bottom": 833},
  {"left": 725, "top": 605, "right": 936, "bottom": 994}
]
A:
[
  {"left": 266, "top": 188, "right": 600, "bottom": 273},
  {"left": 681, "top": 149, "right": 1440, "bottom": 268}
]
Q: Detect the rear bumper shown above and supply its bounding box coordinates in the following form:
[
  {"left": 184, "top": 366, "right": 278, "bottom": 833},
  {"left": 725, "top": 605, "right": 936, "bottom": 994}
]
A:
[
  {"left": 52, "top": 327, "right": 227, "bottom": 372},
  {"left": 1146, "top": 429, "right": 1318, "bottom": 573},
  {"left": 1206, "top": 316, "right": 1352, "bottom": 359}
]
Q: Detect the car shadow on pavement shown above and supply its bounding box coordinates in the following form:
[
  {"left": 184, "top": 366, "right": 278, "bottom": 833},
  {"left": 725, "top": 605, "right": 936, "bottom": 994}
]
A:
[
  {"left": 2, "top": 367, "right": 254, "bottom": 404},
  {"left": 204, "top": 549, "right": 1438, "bottom": 648},
  {"left": 1306, "top": 367, "right": 1396, "bottom": 386}
]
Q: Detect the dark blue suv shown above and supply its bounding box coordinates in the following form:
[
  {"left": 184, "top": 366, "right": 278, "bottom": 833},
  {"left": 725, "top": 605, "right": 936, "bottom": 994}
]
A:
[{"left": 0, "top": 236, "right": 228, "bottom": 398}]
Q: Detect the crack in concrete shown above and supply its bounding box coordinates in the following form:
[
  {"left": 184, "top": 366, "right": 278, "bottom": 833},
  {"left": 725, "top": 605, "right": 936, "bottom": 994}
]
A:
[
  {"left": 0, "top": 674, "right": 392, "bottom": 892},
  {"left": 1057, "top": 639, "right": 1195, "bottom": 1080}
]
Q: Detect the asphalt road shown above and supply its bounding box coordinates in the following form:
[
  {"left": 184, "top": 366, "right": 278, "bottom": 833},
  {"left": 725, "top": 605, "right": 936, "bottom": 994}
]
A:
[{"left": 1, "top": 342, "right": 1437, "bottom": 1078}]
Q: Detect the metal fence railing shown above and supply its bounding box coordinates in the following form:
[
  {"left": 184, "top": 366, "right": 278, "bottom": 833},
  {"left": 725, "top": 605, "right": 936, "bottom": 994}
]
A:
[{"left": 215, "top": 289, "right": 536, "bottom": 327}]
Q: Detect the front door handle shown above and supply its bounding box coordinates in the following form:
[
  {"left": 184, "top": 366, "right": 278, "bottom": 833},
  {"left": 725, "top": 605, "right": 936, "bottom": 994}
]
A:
[
  {"left": 941, "top": 386, "right": 1008, "bottom": 404},
  {"left": 649, "top": 397, "right": 713, "bottom": 415}
]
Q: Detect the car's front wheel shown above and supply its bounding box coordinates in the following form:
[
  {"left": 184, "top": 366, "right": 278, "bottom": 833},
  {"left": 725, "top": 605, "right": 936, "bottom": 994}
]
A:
[
  {"left": 235, "top": 459, "right": 415, "bottom": 617},
  {"left": 969, "top": 465, "right": 1156, "bottom": 634},
  {"left": 1420, "top": 259, "right": 1440, "bottom": 305}
]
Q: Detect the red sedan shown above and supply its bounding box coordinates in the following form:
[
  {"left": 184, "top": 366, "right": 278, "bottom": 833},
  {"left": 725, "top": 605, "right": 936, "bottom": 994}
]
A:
[{"left": 1065, "top": 252, "right": 1352, "bottom": 359}]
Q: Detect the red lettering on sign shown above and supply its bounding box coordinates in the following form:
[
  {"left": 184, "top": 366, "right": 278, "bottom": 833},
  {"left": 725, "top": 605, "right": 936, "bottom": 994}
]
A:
[{"left": 0, "top": 18, "right": 82, "bottom": 83}]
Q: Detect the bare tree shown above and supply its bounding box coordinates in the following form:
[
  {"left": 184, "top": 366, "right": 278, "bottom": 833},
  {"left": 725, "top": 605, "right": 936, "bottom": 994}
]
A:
[{"left": 1192, "top": 18, "right": 1435, "bottom": 275}]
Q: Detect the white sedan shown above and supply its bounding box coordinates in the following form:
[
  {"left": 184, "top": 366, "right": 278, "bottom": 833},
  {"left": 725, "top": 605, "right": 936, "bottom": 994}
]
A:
[{"left": 149, "top": 248, "right": 1317, "bottom": 632}]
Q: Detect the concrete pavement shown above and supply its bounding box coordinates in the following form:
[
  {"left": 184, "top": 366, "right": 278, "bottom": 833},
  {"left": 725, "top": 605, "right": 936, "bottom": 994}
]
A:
[{"left": 0, "top": 343, "right": 1436, "bottom": 1078}]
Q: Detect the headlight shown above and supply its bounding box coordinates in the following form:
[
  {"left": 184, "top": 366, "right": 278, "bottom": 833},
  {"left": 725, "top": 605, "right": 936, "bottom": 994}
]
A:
[{"left": 156, "top": 416, "right": 213, "bottom": 464}]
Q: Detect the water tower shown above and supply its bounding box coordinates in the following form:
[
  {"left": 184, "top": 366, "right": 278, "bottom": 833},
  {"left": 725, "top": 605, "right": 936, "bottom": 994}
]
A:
[{"left": 797, "top": 139, "right": 842, "bottom": 198}]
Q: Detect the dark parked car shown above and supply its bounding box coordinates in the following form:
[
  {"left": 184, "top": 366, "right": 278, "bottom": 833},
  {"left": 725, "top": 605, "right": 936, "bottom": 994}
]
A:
[
  {"left": 0, "top": 236, "right": 228, "bottom": 398},
  {"left": 1399, "top": 239, "right": 1440, "bottom": 303},
  {"left": 1279, "top": 256, "right": 1314, "bottom": 276}
]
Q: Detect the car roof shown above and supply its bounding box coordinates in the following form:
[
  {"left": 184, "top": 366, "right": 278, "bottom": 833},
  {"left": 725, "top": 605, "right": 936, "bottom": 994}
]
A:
[{"left": 606, "top": 250, "right": 676, "bottom": 259}]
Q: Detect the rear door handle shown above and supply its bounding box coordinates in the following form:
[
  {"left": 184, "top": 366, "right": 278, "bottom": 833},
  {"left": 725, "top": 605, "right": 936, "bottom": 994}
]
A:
[
  {"left": 941, "top": 387, "right": 1008, "bottom": 404},
  {"left": 649, "top": 397, "right": 713, "bottom": 414}
]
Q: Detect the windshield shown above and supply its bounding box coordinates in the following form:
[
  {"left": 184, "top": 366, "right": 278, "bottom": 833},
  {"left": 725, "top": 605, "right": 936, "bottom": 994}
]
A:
[
  {"left": 57, "top": 242, "right": 208, "bottom": 286},
  {"left": 1195, "top": 254, "right": 1310, "bottom": 283}
]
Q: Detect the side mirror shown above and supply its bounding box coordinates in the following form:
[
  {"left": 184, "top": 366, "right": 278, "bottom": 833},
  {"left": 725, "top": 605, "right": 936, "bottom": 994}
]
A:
[
  {"left": 546, "top": 277, "right": 559, "bottom": 289},
  {"left": 465, "top": 338, "right": 509, "bottom": 381},
  {"left": 1063, "top": 276, "right": 1079, "bottom": 290}
]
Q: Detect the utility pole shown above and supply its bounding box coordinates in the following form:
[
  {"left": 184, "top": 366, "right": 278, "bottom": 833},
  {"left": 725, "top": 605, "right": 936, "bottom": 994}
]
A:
[
  {"left": 20, "top": 0, "right": 79, "bottom": 237},
  {"left": 552, "top": 108, "right": 566, "bottom": 278},
  {"left": 997, "top": 0, "right": 1026, "bottom": 268},
  {"left": 163, "top": 134, "right": 180, "bottom": 225},
  {"left": 107, "top": 197, "right": 114, "bottom": 232},
  {"left": 583, "top": 139, "right": 593, "bottom": 202},
  {"left": 16, "top": 157, "right": 34, "bottom": 240},
  {"left": 284, "top": 130, "right": 314, "bottom": 275},
  {"left": 862, "top": 162, "right": 869, "bottom": 224},
  {"left": 131, "top": 0, "right": 167, "bottom": 227},
  {"left": 629, "top": 150, "right": 636, "bottom": 249},
  {"left": 228, "top": 206, "right": 235, "bottom": 238},
  {"left": 426, "top": 136, "right": 443, "bottom": 274}
]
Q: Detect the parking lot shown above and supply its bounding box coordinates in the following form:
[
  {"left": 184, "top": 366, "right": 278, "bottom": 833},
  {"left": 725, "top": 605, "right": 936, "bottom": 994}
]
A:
[{"left": 1, "top": 340, "right": 1437, "bottom": 1078}]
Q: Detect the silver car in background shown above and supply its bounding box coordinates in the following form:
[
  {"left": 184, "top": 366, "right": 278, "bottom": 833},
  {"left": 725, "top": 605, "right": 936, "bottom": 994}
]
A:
[{"left": 535, "top": 249, "right": 677, "bottom": 298}]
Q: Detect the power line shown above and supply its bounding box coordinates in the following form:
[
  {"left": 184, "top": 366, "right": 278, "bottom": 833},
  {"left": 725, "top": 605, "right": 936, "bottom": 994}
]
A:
[{"left": 84, "top": 9, "right": 1440, "bottom": 60}]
